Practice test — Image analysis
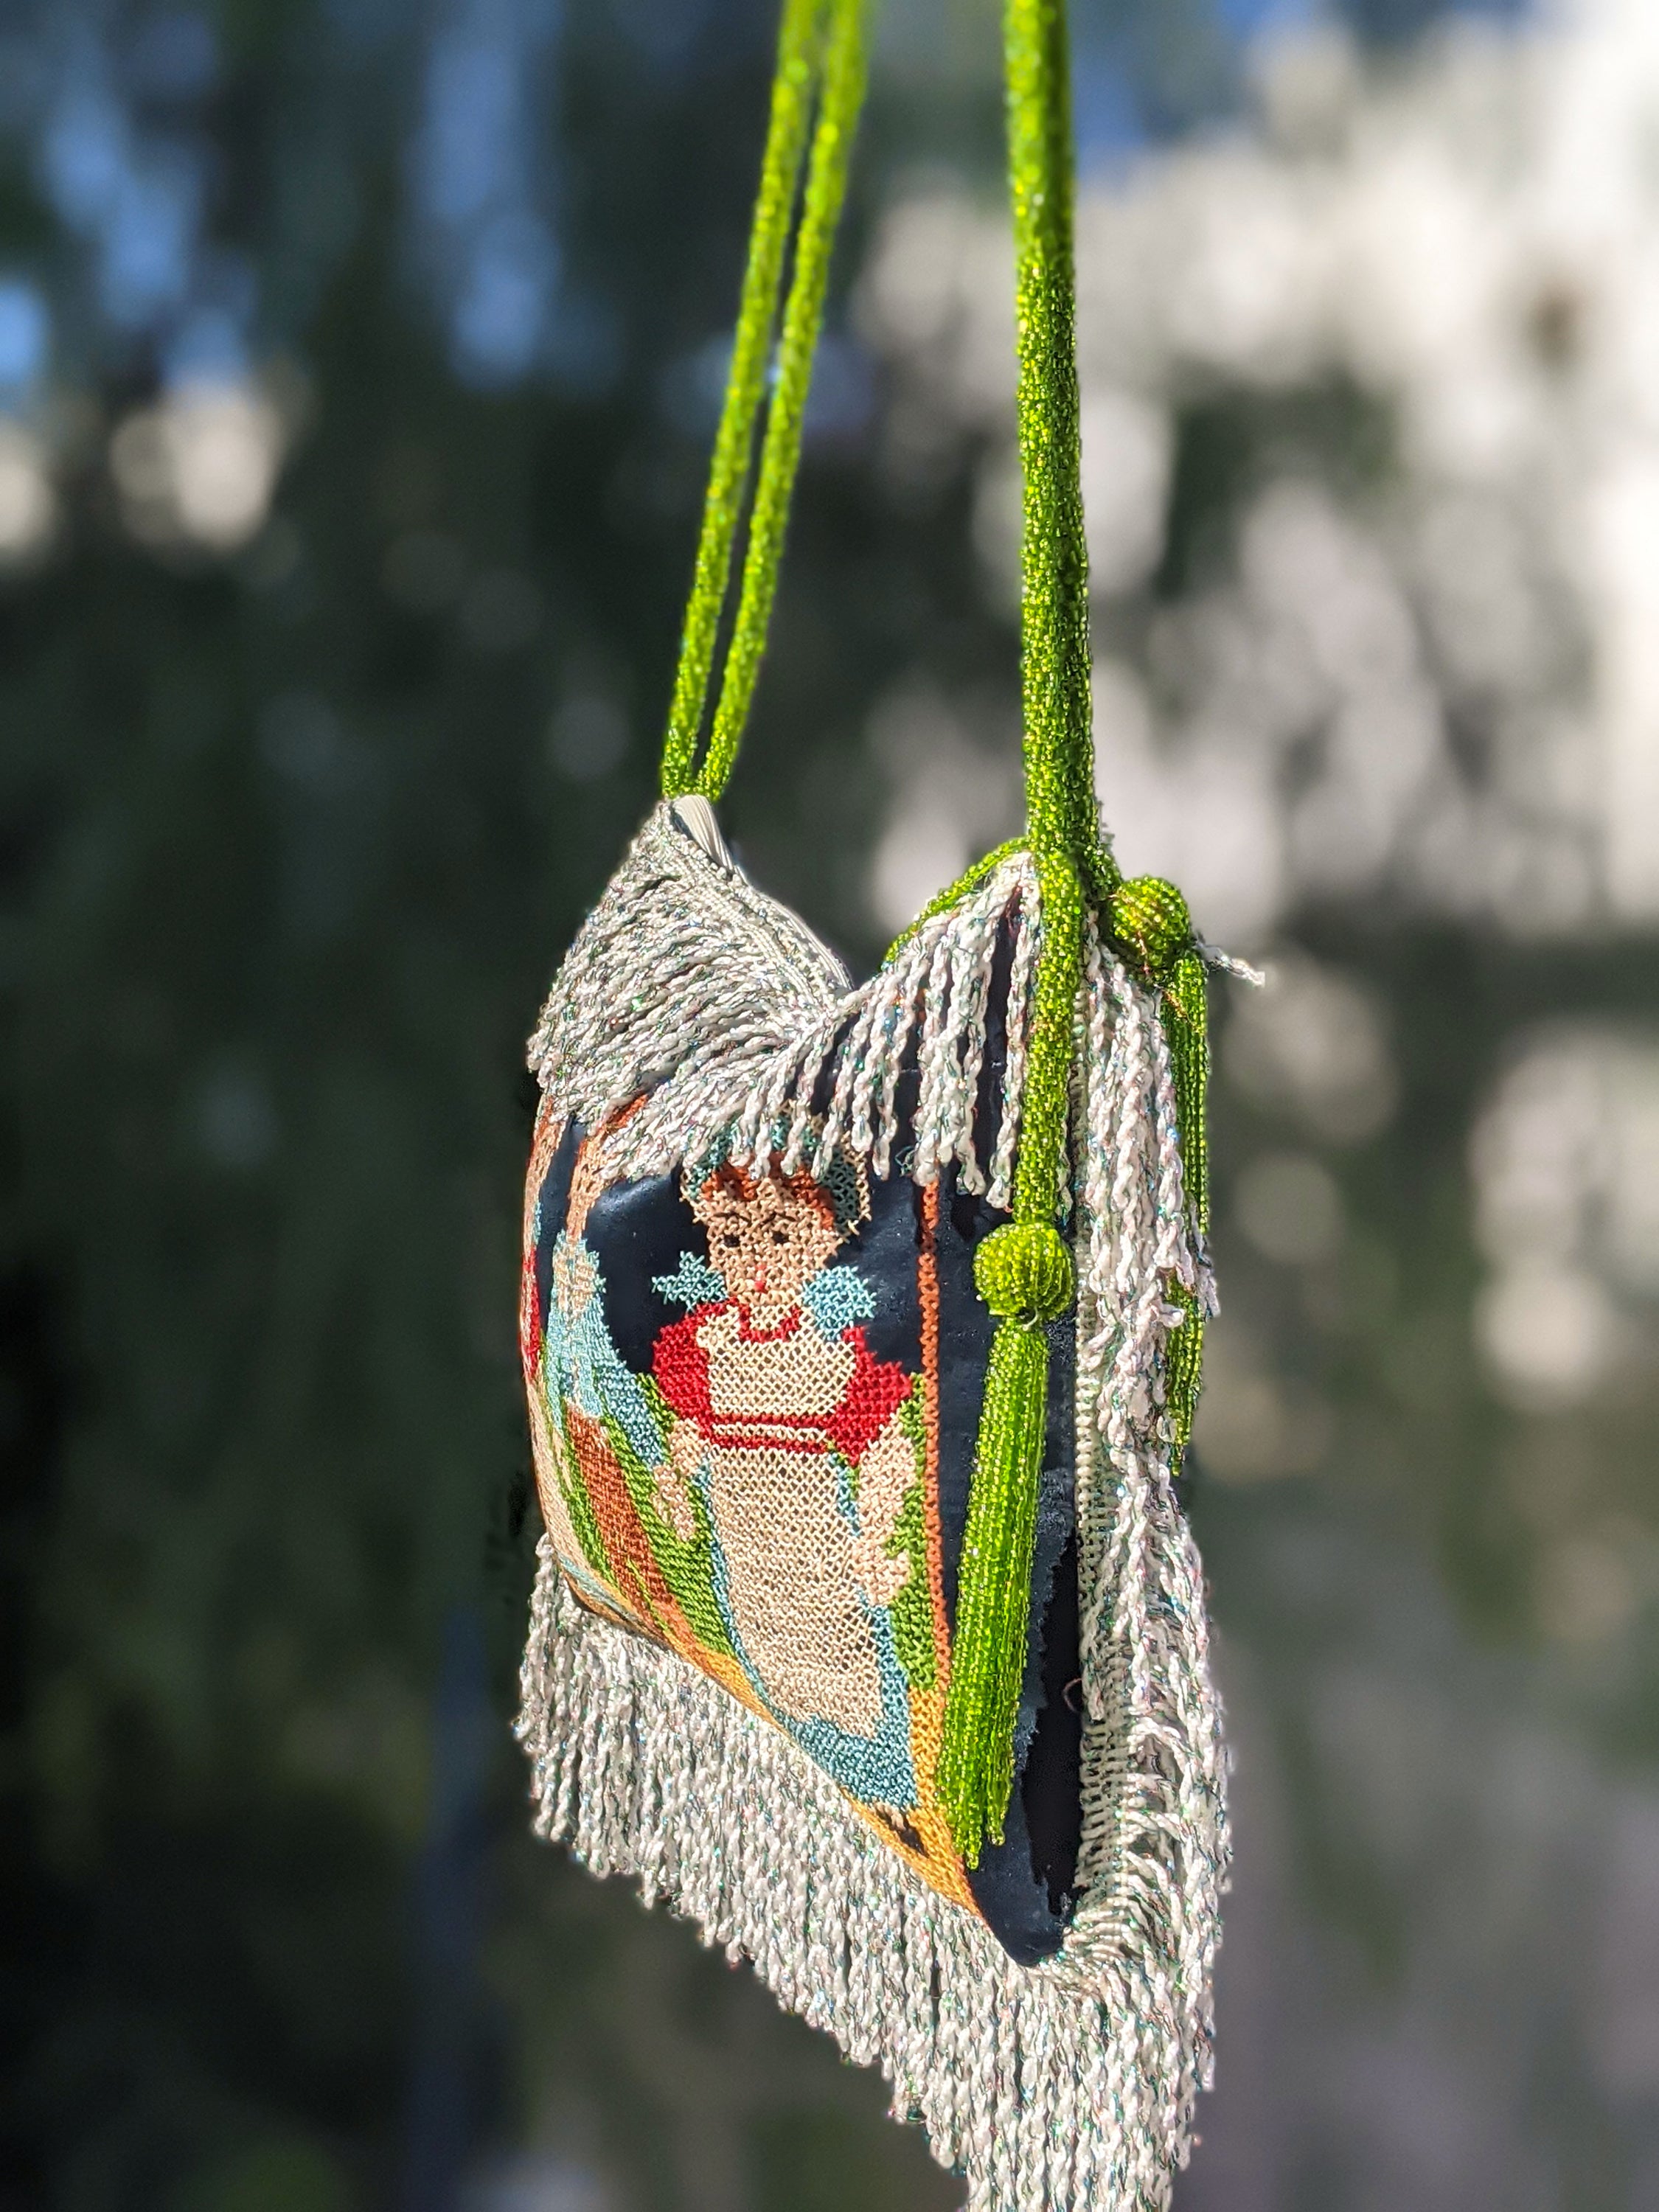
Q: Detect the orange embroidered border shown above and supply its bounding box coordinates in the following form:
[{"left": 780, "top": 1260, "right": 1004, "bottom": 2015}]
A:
[{"left": 920, "top": 1178, "right": 948, "bottom": 1684}]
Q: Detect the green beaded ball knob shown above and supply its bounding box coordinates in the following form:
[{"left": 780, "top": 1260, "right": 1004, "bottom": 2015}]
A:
[
  {"left": 973, "top": 1222, "right": 1074, "bottom": 1323},
  {"left": 1110, "top": 875, "right": 1193, "bottom": 981}
]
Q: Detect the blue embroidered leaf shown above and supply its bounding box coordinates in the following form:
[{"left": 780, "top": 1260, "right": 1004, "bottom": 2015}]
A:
[
  {"left": 802, "top": 1264, "right": 874, "bottom": 1341},
  {"left": 653, "top": 1251, "right": 727, "bottom": 1310}
]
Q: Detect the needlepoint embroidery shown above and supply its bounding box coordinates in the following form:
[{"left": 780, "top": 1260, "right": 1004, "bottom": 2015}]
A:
[
  {"left": 524, "top": 1113, "right": 967, "bottom": 1891},
  {"left": 653, "top": 1251, "right": 726, "bottom": 1310}
]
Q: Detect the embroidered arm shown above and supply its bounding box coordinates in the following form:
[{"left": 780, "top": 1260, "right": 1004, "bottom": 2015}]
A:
[
  {"left": 824, "top": 1327, "right": 913, "bottom": 1462},
  {"left": 852, "top": 1402, "right": 916, "bottom": 1606},
  {"left": 655, "top": 1418, "right": 700, "bottom": 1543},
  {"left": 650, "top": 1311, "right": 712, "bottom": 1541},
  {"left": 653, "top": 1308, "right": 715, "bottom": 1423}
]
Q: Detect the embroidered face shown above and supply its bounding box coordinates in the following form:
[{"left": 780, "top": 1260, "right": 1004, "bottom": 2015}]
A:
[{"left": 689, "top": 1163, "right": 846, "bottom": 1330}]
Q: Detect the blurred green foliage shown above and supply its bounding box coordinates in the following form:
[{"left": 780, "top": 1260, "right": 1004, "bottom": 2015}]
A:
[
  {"left": 0, "top": 4, "right": 996, "bottom": 2203},
  {"left": 1, "top": 0, "right": 1655, "bottom": 2208}
]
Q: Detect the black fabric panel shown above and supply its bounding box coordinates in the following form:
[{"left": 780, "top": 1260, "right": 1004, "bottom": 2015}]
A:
[
  {"left": 1023, "top": 1528, "right": 1082, "bottom": 1919},
  {"left": 532, "top": 1115, "right": 581, "bottom": 1332},
  {"left": 842, "top": 1172, "right": 925, "bottom": 1374},
  {"left": 582, "top": 1169, "right": 704, "bottom": 1374}
]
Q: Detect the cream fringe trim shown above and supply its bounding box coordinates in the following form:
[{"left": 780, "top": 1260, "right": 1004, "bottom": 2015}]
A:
[
  {"left": 527, "top": 801, "right": 1043, "bottom": 1211},
  {"left": 520, "top": 807, "right": 1229, "bottom": 2211},
  {"left": 520, "top": 1540, "right": 1208, "bottom": 2212}
]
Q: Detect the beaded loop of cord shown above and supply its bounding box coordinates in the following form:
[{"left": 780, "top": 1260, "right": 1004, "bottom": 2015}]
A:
[
  {"left": 658, "top": 0, "right": 871, "bottom": 802},
  {"left": 649, "top": 0, "right": 1214, "bottom": 1864}
]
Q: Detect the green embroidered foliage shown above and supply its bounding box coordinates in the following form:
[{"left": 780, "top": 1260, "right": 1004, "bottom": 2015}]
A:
[
  {"left": 887, "top": 1388, "right": 937, "bottom": 1692},
  {"left": 935, "top": 1315, "right": 1048, "bottom": 1862},
  {"left": 608, "top": 1382, "right": 736, "bottom": 1661},
  {"left": 548, "top": 1394, "right": 612, "bottom": 1589}
]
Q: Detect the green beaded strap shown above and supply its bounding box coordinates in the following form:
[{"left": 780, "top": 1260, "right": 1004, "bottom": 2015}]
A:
[
  {"left": 934, "top": 0, "right": 1100, "bottom": 1863},
  {"left": 657, "top": 0, "right": 1211, "bottom": 1869},
  {"left": 659, "top": 0, "right": 871, "bottom": 801},
  {"left": 1110, "top": 874, "right": 1210, "bottom": 1463}
]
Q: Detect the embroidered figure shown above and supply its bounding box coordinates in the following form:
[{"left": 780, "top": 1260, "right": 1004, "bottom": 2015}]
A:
[
  {"left": 533, "top": 1225, "right": 655, "bottom": 1625},
  {"left": 524, "top": 1110, "right": 715, "bottom": 1646},
  {"left": 651, "top": 1153, "right": 922, "bottom": 1805},
  {"left": 521, "top": 1111, "right": 618, "bottom": 1618}
]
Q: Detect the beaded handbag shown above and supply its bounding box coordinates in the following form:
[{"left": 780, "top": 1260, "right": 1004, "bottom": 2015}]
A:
[{"left": 517, "top": 3, "right": 1241, "bottom": 2205}]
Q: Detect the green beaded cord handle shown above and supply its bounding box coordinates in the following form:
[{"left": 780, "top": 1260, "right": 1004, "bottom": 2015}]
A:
[
  {"left": 656, "top": 0, "right": 1211, "bottom": 1868},
  {"left": 660, "top": 0, "right": 871, "bottom": 801},
  {"left": 934, "top": 0, "right": 1099, "bottom": 1862}
]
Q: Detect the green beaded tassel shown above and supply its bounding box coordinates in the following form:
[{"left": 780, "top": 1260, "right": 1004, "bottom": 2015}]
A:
[
  {"left": 935, "top": 1221, "right": 1075, "bottom": 1851},
  {"left": 935, "top": 0, "right": 1098, "bottom": 1865},
  {"left": 1110, "top": 875, "right": 1209, "bottom": 1462}
]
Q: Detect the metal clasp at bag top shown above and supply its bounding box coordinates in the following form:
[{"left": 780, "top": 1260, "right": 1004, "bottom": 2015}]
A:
[{"left": 669, "top": 793, "right": 733, "bottom": 873}]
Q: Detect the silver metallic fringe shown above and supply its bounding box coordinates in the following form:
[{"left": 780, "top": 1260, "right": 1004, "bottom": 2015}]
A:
[
  {"left": 528, "top": 800, "right": 1038, "bottom": 1208},
  {"left": 519, "top": 801, "right": 1229, "bottom": 2212}
]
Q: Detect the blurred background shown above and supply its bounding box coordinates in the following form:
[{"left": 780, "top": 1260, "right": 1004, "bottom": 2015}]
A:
[{"left": 2, "top": 0, "right": 1657, "bottom": 2205}]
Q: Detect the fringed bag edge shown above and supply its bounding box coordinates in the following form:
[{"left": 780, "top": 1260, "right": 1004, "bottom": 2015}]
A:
[
  {"left": 518, "top": 1543, "right": 1209, "bottom": 2212},
  {"left": 516, "top": 891, "right": 1230, "bottom": 2212}
]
